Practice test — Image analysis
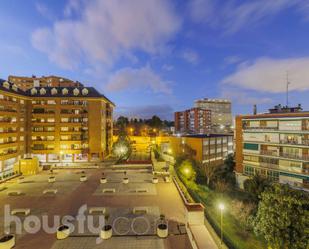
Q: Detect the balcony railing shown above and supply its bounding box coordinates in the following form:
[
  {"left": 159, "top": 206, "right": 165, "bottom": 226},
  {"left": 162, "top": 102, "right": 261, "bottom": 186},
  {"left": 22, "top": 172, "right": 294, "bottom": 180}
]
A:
[
  {"left": 243, "top": 126, "right": 278, "bottom": 131},
  {"left": 260, "top": 150, "right": 309, "bottom": 161},
  {"left": 0, "top": 150, "right": 17, "bottom": 156},
  {"left": 280, "top": 140, "right": 309, "bottom": 146},
  {"left": 279, "top": 152, "right": 309, "bottom": 161},
  {"left": 260, "top": 150, "right": 279, "bottom": 156},
  {"left": 259, "top": 162, "right": 280, "bottom": 169},
  {"left": 31, "top": 147, "right": 54, "bottom": 151}
]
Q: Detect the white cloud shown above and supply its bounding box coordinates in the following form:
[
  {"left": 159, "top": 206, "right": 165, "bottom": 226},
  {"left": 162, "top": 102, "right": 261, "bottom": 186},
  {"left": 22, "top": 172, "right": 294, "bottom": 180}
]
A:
[
  {"left": 31, "top": 0, "right": 181, "bottom": 69},
  {"left": 182, "top": 49, "right": 199, "bottom": 64},
  {"left": 221, "top": 88, "right": 272, "bottom": 105},
  {"left": 162, "top": 64, "right": 174, "bottom": 71},
  {"left": 188, "top": 0, "right": 214, "bottom": 23},
  {"left": 106, "top": 66, "right": 172, "bottom": 94},
  {"left": 224, "top": 55, "right": 243, "bottom": 65},
  {"left": 64, "top": 0, "right": 84, "bottom": 17},
  {"left": 223, "top": 57, "right": 309, "bottom": 93},
  {"left": 35, "top": 2, "right": 54, "bottom": 20},
  {"left": 188, "top": 0, "right": 307, "bottom": 34}
]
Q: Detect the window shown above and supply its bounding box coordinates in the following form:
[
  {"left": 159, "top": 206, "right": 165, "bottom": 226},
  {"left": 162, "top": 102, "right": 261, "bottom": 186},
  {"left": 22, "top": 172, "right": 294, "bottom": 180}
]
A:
[
  {"left": 82, "top": 88, "right": 89, "bottom": 95},
  {"left": 47, "top": 118, "right": 55, "bottom": 123},
  {"left": 73, "top": 88, "right": 80, "bottom": 96},
  {"left": 61, "top": 127, "right": 69, "bottom": 131},
  {"left": 47, "top": 100, "right": 56, "bottom": 105},
  {"left": 244, "top": 165, "right": 255, "bottom": 176},
  {"left": 244, "top": 143, "right": 259, "bottom": 150},
  {"left": 31, "top": 88, "right": 37, "bottom": 95},
  {"left": 51, "top": 88, "right": 58, "bottom": 95},
  {"left": 62, "top": 88, "right": 69, "bottom": 95}
]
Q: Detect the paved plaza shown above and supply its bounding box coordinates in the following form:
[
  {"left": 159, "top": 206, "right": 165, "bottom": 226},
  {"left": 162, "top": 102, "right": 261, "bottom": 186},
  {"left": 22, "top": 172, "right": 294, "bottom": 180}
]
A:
[{"left": 0, "top": 167, "right": 194, "bottom": 249}]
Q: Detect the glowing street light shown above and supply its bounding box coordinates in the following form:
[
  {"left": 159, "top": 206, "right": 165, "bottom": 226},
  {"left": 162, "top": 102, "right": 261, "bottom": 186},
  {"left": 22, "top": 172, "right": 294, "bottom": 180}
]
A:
[
  {"left": 184, "top": 167, "right": 190, "bottom": 175},
  {"left": 218, "top": 203, "right": 225, "bottom": 245}
]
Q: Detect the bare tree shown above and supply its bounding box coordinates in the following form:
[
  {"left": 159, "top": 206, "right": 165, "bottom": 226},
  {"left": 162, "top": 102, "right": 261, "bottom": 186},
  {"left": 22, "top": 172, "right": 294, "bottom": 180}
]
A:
[{"left": 203, "top": 163, "right": 217, "bottom": 186}]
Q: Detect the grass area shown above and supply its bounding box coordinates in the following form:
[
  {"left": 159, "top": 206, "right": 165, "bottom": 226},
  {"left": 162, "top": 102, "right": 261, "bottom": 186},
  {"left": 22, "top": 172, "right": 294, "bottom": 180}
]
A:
[{"left": 176, "top": 175, "right": 267, "bottom": 249}]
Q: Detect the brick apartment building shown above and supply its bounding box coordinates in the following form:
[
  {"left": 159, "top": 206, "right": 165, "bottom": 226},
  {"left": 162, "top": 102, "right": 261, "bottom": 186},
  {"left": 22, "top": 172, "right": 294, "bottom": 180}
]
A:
[{"left": 175, "top": 107, "right": 211, "bottom": 134}]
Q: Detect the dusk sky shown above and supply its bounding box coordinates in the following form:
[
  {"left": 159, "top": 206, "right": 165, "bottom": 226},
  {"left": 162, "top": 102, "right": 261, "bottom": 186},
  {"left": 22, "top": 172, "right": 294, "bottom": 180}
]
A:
[{"left": 1, "top": 0, "right": 309, "bottom": 120}]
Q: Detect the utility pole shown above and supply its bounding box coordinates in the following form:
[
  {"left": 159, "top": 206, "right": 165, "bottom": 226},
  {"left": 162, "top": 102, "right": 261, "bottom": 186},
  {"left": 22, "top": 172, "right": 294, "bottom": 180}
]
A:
[{"left": 286, "top": 71, "right": 291, "bottom": 107}]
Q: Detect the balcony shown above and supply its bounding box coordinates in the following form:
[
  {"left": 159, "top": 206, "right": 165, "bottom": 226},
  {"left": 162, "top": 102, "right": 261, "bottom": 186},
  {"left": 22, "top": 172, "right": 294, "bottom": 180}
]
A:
[
  {"left": 31, "top": 146, "right": 54, "bottom": 151},
  {"left": 243, "top": 126, "right": 278, "bottom": 131},
  {"left": 279, "top": 152, "right": 309, "bottom": 161},
  {"left": 259, "top": 162, "right": 279, "bottom": 169},
  {"left": 0, "top": 148, "right": 18, "bottom": 156},
  {"left": 280, "top": 139, "right": 309, "bottom": 146},
  {"left": 0, "top": 109, "right": 17, "bottom": 115},
  {"left": 260, "top": 150, "right": 279, "bottom": 157}
]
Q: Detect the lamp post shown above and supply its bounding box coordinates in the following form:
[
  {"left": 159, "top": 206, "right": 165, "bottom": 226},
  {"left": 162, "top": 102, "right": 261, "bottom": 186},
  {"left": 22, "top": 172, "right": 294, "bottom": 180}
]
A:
[{"left": 218, "top": 203, "right": 225, "bottom": 246}]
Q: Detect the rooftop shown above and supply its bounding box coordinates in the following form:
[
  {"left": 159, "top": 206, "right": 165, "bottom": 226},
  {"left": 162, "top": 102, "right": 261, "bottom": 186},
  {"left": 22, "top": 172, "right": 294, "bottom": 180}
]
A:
[
  {"left": 0, "top": 79, "right": 114, "bottom": 106},
  {"left": 179, "top": 133, "right": 233, "bottom": 138}
]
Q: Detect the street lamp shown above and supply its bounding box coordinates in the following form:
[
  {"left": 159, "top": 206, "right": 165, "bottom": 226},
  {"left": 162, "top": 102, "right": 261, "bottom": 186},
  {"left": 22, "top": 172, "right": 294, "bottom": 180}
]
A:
[
  {"left": 218, "top": 203, "right": 225, "bottom": 246},
  {"left": 184, "top": 167, "right": 190, "bottom": 176}
]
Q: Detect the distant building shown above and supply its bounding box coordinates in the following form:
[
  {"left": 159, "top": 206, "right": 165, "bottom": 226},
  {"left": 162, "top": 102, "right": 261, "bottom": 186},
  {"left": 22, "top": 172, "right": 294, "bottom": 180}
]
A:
[
  {"left": 8, "top": 75, "right": 83, "bottom": 91},
  {"left": 235, "top": 104, "right": 309, "bottom": 191},
  {"left": 194, "top": 98, "right": 232, "bottom": 132},
  {"left": 161, "top": 134, "right": 234, "bottom": 166},
  {"left": 175, "top": 107, "right": 211, "bottom": 134}
]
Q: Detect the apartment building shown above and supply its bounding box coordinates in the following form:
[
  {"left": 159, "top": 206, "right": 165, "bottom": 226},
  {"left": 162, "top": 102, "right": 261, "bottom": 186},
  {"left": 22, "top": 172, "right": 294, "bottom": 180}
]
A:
[
  {"left": 8, "top": 75, "right": 83, "bottom": 91},
  {"left": 175, "top": 107, "right": 211, "bottom": 134},
  {"left": 194, "top": 98, "right": 232, "bottom": 132},
  {"left": 0, "top": 79, "right": 114, "bottom": 176},
  {"left": 161, "top": 134, "right": 233, "bottom": 166},
  {"left": 235, "top": 105, "right": 309, "bottom": 190}
]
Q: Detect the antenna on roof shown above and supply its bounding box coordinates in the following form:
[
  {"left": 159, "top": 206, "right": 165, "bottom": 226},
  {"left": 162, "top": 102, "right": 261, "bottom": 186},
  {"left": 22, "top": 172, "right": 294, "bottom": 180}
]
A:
[{"left": 286, "top": 71, "right": 291, "bottom": 107}]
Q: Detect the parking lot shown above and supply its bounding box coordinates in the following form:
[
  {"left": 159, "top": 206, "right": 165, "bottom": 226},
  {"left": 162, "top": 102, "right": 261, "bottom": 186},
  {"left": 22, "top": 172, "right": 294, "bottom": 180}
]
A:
[{"left": 0, "top": 167, "right": 192, "bottom": 249}]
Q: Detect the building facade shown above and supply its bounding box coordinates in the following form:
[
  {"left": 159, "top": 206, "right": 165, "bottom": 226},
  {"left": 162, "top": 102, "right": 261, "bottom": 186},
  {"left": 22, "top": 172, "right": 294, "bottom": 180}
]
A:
[
  {"left": 8, "top": 75, "right": 83, "bottom": 91},
  {"left": 235, "top": 105, "right": 309, "bottom": 190},
  {"left": 194, "top": 98, "right": 232, "bottom": 132},
  {"left": 0, "top": 79, "right": 114, "bottom": 177},
  {"left": 175, "top": 108, "right": 211, "bottom": 134},
  {"left": 161, "top": 134, "right": 233, "bottom": 166}
]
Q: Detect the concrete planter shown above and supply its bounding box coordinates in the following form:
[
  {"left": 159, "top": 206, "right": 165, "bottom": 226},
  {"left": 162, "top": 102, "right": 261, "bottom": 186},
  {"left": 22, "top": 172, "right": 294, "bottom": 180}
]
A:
[
  {"left": 100, "top": 178, "right": 107, "bottom": 184},
  {"left": 56, "top": 225, "right": 70, "bottom": 240},
  {"left": 100, "top": 225, "right": 112, "bottom": 240},
  {"left": 48, "top": 176, "right": 56, "bottom": 183},
  {"left": 157, "top": 223, "right": 168, "bottom": 238},
  {"left": 0, "top": 234, "right": 15, "bottom": 249},
  {"left": 152, "top": 177, "right": 158, "bottom": 184},
  {"left": 123, "top": 178, "right": 129, "bottom": 184},
  {"left": 80, "top": 175, "right": 87, "bottom": 182}
]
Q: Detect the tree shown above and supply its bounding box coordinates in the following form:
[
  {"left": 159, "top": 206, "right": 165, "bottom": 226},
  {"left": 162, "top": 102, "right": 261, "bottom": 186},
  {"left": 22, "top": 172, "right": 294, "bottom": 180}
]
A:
[
  {"left": 243, "top": 174, "right": 269, "bottom": 202},
  {"left": 230, "top": 200, "right": 256, "bottom": 231},
  {"left": 212, "top": 154, "right": 236, "bottom": 189},
  {"left": 253, "top": 184, "right": 309, "bottom": 249},
  {"left": 203, "top": 163, "right": 217, "bottom": 186},
  {"left": 147, "top": 115, "right": 163, "bottom": 128},
  {"left": 112, "top": 126, "right": 132, "bottom": 162},
  {"left": 116, "top": 116, "right": 129, "bottom": 127}
]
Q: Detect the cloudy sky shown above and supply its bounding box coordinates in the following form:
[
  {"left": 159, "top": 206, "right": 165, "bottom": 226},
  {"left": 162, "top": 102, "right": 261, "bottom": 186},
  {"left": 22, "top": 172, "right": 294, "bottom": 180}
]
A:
[{"left": 1, "top": 0, "right": 309, "bottom": 120}]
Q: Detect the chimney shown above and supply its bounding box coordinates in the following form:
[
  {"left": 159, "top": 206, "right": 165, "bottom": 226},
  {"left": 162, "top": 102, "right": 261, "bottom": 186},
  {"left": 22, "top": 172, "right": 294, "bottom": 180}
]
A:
[{"left": 253, "top": 104, "right": 257, "bottom": 115}]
